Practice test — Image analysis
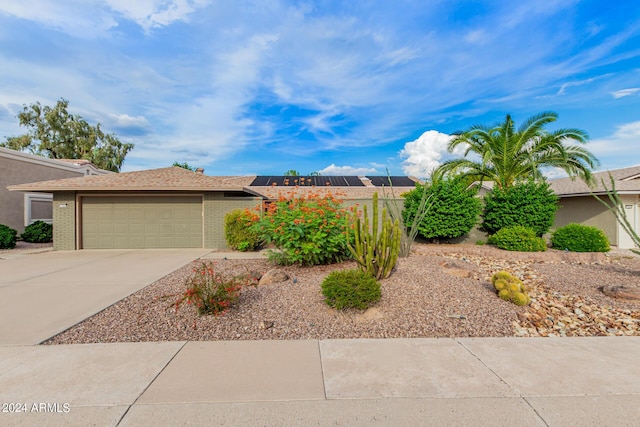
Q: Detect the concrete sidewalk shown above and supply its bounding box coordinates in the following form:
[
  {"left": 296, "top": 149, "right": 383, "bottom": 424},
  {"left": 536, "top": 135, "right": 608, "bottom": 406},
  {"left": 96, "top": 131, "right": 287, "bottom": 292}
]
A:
[
  {"left": 1, "top": 337, "right": 638, "bottom": 426},
  {"left": 0, "top": 249, "right": 210, "bottom": 345}
]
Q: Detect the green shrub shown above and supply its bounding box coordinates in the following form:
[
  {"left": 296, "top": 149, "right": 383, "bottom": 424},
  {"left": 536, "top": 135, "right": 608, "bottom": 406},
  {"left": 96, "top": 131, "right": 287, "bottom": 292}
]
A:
[
  {"left": 482, "top": 181, "right": 558, "bottom": 236},
  {"left": 174, "top": 261, "right": 249, "bottom": 316},
  {"left": 21, "top": 220, "right": 53, "bottom": 243},
  {"left": 551, "top": 223, "right": 610, "bottom": 252},
  {"left": 403, "top": 179, "right": 481, "bottom": 240},
  {"left": 321, "top": 269, "right": 381, "bottom": 310},
  {"left": 488, "top": 226, "right": 547, "bottom": 252},
  {"left": 491, "top": 271, "right": 530, "bottom": 306},
  {"left": 0, "top": 224, "right": 18, "bottom": 249},
  {"left": 224, "top": 209, "right": 262, "bottom": 251},
  {"left": 254, "top": 191, "right": 350, "bottom": 266}
]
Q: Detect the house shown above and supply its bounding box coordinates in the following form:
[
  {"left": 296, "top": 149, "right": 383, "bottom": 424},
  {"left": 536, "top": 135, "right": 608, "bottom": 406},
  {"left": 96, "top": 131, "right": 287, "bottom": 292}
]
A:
[
  {"left": 7, "top": 169, "right": 418, "bottom": 250},
  {"left": 549, "top": 166, "right": 640, "bottom": 249},
  {"left": 0, "top": 147, "right": 109, "bottom": 234}
]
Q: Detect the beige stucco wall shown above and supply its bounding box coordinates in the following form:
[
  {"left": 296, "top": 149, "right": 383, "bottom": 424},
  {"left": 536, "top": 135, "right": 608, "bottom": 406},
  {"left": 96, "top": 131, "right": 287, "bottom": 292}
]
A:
[
  {"left": 553, "top": 195, "right": 617, "bottom": 246},
  {"left": 203, "top": 193, "right": 263, "bottom": 249},
  {"left": 52, "top": 192, "right": 77, "bottom": 250},
  {"left": 1, "top": 156, "right": 85, "bottom": 233}
]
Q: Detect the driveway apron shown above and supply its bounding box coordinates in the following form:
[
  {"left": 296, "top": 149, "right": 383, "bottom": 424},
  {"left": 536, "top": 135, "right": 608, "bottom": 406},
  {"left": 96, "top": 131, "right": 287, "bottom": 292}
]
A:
[{"left": 0, "top": 249, "right": 209, "bottom": 345}]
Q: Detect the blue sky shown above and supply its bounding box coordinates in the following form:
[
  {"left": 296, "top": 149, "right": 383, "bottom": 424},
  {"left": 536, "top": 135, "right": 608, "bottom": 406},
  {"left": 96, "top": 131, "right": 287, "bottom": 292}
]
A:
[{"left": 1, "top": 1, "right": 639, "bottom": 178}]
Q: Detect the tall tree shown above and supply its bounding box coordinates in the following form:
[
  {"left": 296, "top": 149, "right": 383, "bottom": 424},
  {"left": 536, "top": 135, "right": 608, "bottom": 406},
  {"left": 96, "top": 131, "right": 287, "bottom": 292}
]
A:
[
  {"left": 1, "top": 98, "right": 134, "bottom": 172},
  {"left": 436, "top": 112, "right": 598, "bottom": 189},
  {"left": 172, "top": 161, "right": 196, "bottom": 171},
  {"left": 284, "top": 169, "right": 300, "bottom": 176}
]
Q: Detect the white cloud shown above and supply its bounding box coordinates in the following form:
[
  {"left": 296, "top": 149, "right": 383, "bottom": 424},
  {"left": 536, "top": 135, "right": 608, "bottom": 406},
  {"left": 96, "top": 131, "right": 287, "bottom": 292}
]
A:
[
  {"left": 318, "top": 163, "right": 378, "bottom": 176},
  {"left": 0, "top": 0, "right": 211, "bottom": 36},
  {"left": 587, "top": 121, "right": 640, "bottom": 169},
  {"left": 611, "top": 88, "right": 640, "bottom": 99},
  {"left": 399, "top": 130, "right": 459, "bottom": 178},
  {"left": 106, "top": 0, "right": 211, "bottom": 31}
]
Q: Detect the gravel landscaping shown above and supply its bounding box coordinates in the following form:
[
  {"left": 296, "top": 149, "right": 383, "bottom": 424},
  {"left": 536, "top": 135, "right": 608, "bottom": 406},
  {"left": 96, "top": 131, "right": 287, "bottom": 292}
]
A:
[{"left": 46, "top": 244, "right": 639, "bottom": 344}]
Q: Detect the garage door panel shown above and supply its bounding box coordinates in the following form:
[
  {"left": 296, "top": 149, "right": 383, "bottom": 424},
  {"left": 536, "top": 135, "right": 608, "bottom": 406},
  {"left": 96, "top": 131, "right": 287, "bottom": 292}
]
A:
[{"left": 82, "top": 196, "right": 203, "bottom": 249}]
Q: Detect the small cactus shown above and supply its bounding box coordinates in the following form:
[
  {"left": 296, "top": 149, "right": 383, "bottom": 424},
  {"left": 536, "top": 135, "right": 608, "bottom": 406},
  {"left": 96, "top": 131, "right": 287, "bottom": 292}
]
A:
[{"left": 490, "top": 271, "right": 530, "bottom": 306}]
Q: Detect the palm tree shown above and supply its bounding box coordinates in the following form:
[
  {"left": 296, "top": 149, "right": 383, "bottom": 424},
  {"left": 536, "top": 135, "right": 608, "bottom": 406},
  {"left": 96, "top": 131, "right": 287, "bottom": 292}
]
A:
[{"left": 436, "top": 112, "right": 599, "bottom": 189}]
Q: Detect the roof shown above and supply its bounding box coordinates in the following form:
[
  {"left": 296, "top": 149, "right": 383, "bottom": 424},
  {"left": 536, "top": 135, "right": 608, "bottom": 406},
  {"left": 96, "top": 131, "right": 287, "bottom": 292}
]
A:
[
  {"left": 549, "top": 165, "right": 640, "bottom": 197},
  {"left": 0, "top": 147, "right": 110, "bottom": 175},
  {"left": 8, "top": 167, "right": 260, "bottom": 194},
  {"left": 7, "top": 168, "right": 418, "bottom": 200}
]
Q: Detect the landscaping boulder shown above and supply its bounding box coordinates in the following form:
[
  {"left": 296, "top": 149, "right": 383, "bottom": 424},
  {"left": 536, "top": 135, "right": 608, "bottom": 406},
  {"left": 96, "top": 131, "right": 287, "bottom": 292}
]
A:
[
  {"left": 601, "top": 285, "right": 640, "bottom": 301},
  {"left": 258, "top": 269, "right": 290, "bottom": 286}
]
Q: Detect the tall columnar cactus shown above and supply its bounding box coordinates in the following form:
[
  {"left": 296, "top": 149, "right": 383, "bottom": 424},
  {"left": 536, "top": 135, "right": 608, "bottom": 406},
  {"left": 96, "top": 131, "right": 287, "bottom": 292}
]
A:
[{"left": 347, "top": 192, "right": 401, "bottom": 280}]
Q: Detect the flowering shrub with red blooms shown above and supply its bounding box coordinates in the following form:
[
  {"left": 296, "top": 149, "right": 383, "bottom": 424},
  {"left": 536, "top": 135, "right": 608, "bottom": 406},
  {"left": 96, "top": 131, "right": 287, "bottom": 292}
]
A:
[
  {"left": 175, "top": 261, "right": 249, "bottom": 316},
  {"left": 253, "top": 190, "right": 351, "bottom": 266},
  {"left": 224, "top": 208, "right": 262, "bottom": 251}
]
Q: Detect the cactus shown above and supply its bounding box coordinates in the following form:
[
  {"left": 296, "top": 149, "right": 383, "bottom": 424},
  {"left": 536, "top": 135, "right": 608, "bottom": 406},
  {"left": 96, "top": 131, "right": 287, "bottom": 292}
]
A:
[
  {"left": 346, "top": 192, "right": 401, "bottom": 280},
  {"left": 490, "top": 271, "right": 530, "bottom": 306}
]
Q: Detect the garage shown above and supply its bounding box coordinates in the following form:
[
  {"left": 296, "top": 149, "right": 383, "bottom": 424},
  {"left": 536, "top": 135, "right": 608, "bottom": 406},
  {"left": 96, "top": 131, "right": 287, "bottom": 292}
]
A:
[{"left": 81, "top": 195, "right": 203, "bottom": 249}]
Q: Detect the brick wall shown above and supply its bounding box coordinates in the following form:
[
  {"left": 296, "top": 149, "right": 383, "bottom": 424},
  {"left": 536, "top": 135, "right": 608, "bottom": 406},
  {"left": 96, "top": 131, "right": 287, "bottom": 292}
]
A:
[
  {"left": 52, "top": 192, "right": 76, "bottom": 250},
  {"left": 203, "top": 193, "right": 262, "bottom": 249}
]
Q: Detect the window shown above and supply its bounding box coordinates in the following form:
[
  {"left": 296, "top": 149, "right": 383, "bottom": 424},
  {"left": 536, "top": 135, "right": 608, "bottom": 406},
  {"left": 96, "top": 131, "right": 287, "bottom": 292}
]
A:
[{"left": 24, "top": 193, "right": 53, "bottom": 226}]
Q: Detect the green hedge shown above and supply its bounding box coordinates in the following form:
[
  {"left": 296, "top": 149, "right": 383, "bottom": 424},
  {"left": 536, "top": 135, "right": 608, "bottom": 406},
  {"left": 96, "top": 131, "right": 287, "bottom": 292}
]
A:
[
  {"left": 321, "top": 269, "right": 381, "bottom": 310},
  {"left": 551, "top": 223, "right": 610, "bottom": 252},
  {"left": 482, "top": 181, "right": 558, "bottom": 236},
  {"left": 488, "top": 225, "right": 547, "bottom": 252},
  {"left": 21, "top": 221, "right": 53, "bottom": 243},
  {"left": 0, "top": 224, "right": 18, "bottom": 249},
  {"left": 403, "top": 179, "right": 481, "bottom": 240}
]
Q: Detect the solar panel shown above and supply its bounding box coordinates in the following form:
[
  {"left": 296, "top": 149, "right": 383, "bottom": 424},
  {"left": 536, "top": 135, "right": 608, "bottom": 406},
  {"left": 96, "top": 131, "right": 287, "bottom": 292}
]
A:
[
  {"left": 366, "top": 176, "right": 416, "bottom": 187},
  {"left": 249, "top": 176, "right": 365, "bottom": 186}
]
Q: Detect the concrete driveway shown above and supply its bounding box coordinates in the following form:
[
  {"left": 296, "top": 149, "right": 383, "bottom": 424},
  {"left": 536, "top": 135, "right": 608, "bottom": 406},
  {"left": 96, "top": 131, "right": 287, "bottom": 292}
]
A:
[{"left": 0, "top": 249, "right": 210, "bottom": 345}]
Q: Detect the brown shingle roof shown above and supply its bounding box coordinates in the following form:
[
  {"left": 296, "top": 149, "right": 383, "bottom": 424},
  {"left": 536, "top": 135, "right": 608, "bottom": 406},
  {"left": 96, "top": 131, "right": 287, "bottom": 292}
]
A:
[
  {"left": 8, "top": 167, "right": 259, "bottom": 193},
  {"left": 549, "top": 165, "right": 640, "bottom": 196}
]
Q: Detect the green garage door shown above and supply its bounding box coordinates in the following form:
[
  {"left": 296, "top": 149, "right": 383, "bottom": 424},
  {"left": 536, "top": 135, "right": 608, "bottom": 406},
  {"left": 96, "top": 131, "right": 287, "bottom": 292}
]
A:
[{"left": 82, "top": 196, "right": 203, "bottom": 249}]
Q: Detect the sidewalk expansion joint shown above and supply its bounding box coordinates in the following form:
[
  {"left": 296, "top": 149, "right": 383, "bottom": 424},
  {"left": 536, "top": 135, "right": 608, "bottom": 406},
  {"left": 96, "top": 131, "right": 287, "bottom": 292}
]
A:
[
  {"left": 316, "top": 340, "right": 328, "bottom": 400},
  {"left": 115, "top": 340, "right": 189, "bottom": 426},
  {"left": 454, "top": 338, "right": 550, "bottom": 427}
]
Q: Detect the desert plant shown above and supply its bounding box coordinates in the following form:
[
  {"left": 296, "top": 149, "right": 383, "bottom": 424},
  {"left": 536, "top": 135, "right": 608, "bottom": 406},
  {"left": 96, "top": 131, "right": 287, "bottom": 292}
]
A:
[
  {"left": 491, "top": 271, "right": 530, "bottom": 306},
  {"left": 21, "top": 220, "right": 53, "bottom": 243},
  {"left": 403, "top": 178, "right": 481, "bottom": 241},
  {"left": 224, "top": 208, "right": 262, "bottom": 251},
  {"left": 321, "top": 268, "right": 381, "bottom": 310},
  {"left": 593, "top": 174, "right": 640, "bottom": 254},
  {"left": 551, "top": 223, "right": 610, "bottom": 252},
  {"left": 346, "top": 192, "right": 401, "bottom": 280},
  {"left": 380, "top": 170, "right": 433, "bottom": 257},
  {"left": 254, "top": 191, "right": 350, "bottom": 266},
  {"left": 488, "top": 226, "right": 547, "bottom": 252},
  {"left": 0, "top": 224, "right": 18, "bottom": 249},
  {"left": 482, "top": 181, "right": 558, "bottom": 236},
  {"left": 174, "top": 261, "right": 248, "bottom": 316}
]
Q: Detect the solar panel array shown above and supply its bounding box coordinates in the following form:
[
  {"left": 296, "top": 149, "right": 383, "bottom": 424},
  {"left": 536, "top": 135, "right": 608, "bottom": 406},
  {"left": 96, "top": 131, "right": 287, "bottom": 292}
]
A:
[
  {"left": 366, "top": 176, "right": 417, "bottom": 187},
  {"left": 250, "top": 176, "right": 365, "bottom": 187}
]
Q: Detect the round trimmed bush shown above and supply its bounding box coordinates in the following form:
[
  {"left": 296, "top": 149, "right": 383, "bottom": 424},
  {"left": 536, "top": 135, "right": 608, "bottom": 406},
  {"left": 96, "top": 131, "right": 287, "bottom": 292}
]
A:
[
  {"left": 482, "top": 181, "right": 558, "bottom": 236},
  {"left": 21, "top": 220, "right": 53, "bottom": 243},
  {"left": 487, "top": 226, "right": 547, "bottom": 252},
  {"left": 321, "top": 269, "right": 381, "bottom": 310},
  {"left": 403, "top": 179, "right": 481, "bottom": 240},
  {"left": 551, "top": 223, "right": 610, "bottom": 252},
  {"left": 224, "top": 209, "right": 262, "bottom": 251},
  {"left": 0, "top": 224, "right": 18, "bottom": 249}
]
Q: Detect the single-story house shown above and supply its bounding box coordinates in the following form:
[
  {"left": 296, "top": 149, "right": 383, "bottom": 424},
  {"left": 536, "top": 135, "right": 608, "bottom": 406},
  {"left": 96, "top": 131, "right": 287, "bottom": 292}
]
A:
[
  {"left": 549, "top": 165, "right": 640, "bottom": 249},
  {"left": 8, "top": 168, "right": 418, "bottom": 250},
  {"left": 0, "top": 147, "right": 109, "bottom": 234}
]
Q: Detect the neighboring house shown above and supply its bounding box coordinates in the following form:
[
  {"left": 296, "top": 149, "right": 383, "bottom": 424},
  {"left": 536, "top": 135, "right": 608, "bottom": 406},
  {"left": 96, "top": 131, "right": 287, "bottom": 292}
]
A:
[
  {"left": 549, "top": 166, "right": 640, "bottom": 249},
  {"left": 8, "top": 169, "right": 418, "bottom": 250},
  {"left": 0, "top": 147, "right": 109, "bottom": 234}
]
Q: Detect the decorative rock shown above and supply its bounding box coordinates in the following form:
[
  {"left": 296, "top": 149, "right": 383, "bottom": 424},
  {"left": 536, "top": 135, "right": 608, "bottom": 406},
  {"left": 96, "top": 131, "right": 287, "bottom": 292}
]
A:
[
  {"left": 258, "top": 269, "right": 290, "bottom": 286},
  {"left": 259, "top": 320, "right": 274, "bottom": 329},
  {"left": 601, "top": 285, "right": 640, "bottom": 300}
]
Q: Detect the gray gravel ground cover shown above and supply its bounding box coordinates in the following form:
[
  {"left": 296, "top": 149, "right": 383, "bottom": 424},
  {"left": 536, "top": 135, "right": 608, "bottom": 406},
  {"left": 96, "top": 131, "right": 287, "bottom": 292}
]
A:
[{"left": 45, "top": 244, "right": 639, "bottom": 344}]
